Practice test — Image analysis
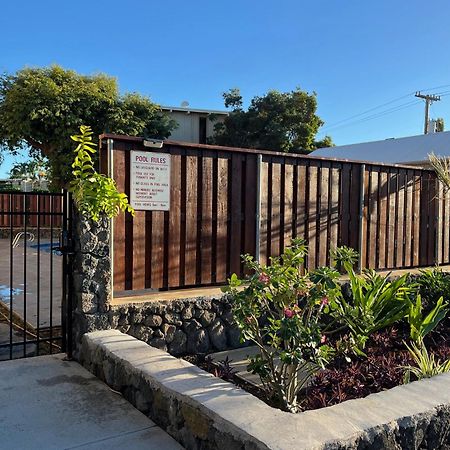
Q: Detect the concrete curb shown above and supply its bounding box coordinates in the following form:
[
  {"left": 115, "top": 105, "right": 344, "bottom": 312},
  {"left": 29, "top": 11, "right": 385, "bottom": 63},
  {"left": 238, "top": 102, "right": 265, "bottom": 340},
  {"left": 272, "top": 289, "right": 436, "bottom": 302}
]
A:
[{"left": 79, "top": 330, "right": 450, "bottom": 450}]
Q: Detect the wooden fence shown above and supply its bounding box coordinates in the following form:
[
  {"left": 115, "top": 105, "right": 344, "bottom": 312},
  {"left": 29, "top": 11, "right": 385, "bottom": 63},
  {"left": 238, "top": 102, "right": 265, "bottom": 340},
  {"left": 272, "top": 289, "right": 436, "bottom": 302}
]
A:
[
  {"left": 99, "top": 134, "right": 449, "bottom": 294},
  {"left": 0, "top": 192, "right": 62, "bottom": 228}
]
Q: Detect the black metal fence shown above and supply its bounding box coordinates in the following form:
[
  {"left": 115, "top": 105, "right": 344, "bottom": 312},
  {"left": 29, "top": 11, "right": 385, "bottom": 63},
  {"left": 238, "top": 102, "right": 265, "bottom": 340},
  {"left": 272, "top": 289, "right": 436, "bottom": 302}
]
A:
[{"left": 0, "top": 191, "right": 73, "bottom": 360}]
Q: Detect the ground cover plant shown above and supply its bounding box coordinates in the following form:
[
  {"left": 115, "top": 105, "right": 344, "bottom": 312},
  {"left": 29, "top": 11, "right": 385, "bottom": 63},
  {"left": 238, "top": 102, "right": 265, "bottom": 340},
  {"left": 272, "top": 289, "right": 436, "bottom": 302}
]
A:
[{"left": 220, "top": 241, "right": 450, "bottom": 413}]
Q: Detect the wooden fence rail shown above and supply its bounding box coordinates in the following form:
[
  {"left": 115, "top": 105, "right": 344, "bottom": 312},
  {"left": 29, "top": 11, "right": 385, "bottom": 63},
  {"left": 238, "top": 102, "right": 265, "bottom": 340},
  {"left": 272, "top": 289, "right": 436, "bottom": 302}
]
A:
[
  {"left": 0, "top": 192, "right": 62, "bottom": 228},
  {"left": 99, "top": 134, "right": 449, "bottom": 294}
]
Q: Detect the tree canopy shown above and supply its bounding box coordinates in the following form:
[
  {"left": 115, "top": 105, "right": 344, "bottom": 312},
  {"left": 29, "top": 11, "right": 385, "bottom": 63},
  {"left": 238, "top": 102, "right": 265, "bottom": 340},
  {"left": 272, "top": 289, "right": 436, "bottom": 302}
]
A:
[
  {"left": 9, "top": 155, "right": 50, "bottom": 180},
  {"left": 0, "top": 65, "right": 176, "bottom": 185},
  {"left": 210, "top": 88, "right": 333, "bottom": 153}
]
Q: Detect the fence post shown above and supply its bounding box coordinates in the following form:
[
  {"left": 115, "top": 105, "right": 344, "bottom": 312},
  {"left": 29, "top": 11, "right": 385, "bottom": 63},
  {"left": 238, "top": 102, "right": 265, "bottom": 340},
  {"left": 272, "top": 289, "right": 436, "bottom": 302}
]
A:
[
  {"left": 357, "top": 164, "right": 366, "bottom": 273},
  {"left": 255, "top": 154, "right": 262, "bottom": 263},
  {"left": 107, "top": 138, "right": 115, "bottom": 297},
  {"left": 434, "top": 175, "right": 441, "bottom": 266}
]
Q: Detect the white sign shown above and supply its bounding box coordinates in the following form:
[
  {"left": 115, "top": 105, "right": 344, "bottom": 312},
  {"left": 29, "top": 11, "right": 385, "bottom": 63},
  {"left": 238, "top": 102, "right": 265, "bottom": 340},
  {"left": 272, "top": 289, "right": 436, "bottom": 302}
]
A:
[{"left": 130, "top": 151, "right": 171, "bottom": 211}]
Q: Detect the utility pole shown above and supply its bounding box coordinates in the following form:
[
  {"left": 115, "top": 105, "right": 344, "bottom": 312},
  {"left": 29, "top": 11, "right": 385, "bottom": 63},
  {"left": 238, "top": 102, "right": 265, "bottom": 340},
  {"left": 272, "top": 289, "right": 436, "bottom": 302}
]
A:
[{"left": 415, "top": 91, "right": 441, "bottom": 134}]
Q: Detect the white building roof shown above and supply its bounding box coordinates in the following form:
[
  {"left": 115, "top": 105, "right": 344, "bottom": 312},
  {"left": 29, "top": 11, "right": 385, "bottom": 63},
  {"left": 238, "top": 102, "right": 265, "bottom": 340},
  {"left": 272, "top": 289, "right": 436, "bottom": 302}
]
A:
[
  {"left": 161, "top": 106, "right": 228, "bottom": 116},
  {"left": 312, "top": 131, "right": 450, "bottom": 166}
]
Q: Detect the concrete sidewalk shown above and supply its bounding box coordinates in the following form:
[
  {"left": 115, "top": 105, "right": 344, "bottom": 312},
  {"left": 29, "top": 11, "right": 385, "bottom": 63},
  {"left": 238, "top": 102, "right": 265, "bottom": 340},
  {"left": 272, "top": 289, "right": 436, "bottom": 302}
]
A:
[{"left": 0, "top": 354, "right": 183, "bottom": 449}]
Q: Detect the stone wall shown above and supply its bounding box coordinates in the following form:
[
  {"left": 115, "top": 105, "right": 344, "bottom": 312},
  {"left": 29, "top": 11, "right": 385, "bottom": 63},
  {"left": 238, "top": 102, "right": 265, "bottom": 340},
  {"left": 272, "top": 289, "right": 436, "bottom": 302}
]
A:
[
  {"left": 111, "top": 295, "right": 242, "bottom": 356},
  {"left": 71, "top": 214, "right": 242, "bottom": 358},
  {"left": 72, "top": 214, "right": 112, "bottom": 357},
  {"left": 81, "top": 330, "right": 450, "bottom": 450}
]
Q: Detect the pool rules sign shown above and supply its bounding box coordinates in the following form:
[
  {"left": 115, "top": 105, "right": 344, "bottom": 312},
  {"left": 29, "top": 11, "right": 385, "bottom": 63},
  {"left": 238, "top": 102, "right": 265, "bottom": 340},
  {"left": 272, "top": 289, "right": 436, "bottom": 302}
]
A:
[{"left": 130, "top": 151, "right": 171, "bottom": 211}]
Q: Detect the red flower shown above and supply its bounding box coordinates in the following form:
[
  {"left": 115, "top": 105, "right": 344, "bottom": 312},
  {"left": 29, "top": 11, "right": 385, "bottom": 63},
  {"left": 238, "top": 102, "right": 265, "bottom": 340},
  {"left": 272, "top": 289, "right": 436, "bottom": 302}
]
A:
[
  {"left": 258, "top": 272, "right": 270, "bottom": 284},
  {"left": 321, "top": 335, "right": 327, "bottom": 344},
  {"left": 284, "top": 308, "right": 295, "bottom": 319},
  {"left": 321, "top": 297, "right": 329, "bottom": 306}
]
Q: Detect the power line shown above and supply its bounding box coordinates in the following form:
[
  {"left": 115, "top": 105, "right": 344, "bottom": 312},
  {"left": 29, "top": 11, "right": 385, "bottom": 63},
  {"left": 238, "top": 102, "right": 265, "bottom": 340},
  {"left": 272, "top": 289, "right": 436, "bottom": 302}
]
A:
[
  {"left": 321, "top": 84, "right": 450, "bottom": 133},
  {"left": 420, "top": 84, "right": 450, "bottom": 93},
  {"left": 321, "top": 93, "right": 414, "bottom": 130},
  {"left": 320, "top": 100, "right": 422, "bottom": 133}
]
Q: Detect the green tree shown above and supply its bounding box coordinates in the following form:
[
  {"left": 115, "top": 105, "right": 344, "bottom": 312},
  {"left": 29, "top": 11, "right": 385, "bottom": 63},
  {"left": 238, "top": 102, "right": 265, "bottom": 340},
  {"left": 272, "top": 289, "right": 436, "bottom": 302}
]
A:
[
  {"left": 9, "top": 155, "right": 50, "bottom": 180},
  {"left": 211, "top": 88, "right": 333, "bottom": 153},
  {"left": 0, "top": 65, "right": 177, "bottom": 185},
  {"left": 436, "top": 118, "right": 445, "bottom": 132}
]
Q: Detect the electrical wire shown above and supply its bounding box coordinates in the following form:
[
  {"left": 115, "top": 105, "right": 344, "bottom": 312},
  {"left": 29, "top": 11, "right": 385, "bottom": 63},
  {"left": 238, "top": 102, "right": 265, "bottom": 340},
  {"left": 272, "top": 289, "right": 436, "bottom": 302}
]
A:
[
  {"left": 320, "top": 93, "right": 414, "bottom": 131},
  {"left": 320, "top": 84, "right": 450, "bottom": 134},
  {"left": 321, "top": 100, "right": 422, "bottom": 133}
]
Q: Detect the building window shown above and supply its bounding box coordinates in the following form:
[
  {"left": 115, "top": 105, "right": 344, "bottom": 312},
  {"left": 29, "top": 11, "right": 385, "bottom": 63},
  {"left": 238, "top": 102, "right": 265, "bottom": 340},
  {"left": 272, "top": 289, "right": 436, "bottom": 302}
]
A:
[{"left": 199, "top": 117, "right": 207, "bottom": 144}]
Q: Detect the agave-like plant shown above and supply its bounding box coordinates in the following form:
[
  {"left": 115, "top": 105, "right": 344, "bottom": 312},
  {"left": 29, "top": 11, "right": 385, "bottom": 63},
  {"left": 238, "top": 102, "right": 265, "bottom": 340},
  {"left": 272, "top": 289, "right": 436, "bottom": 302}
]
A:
[
  {"left": 332, "top": 268, "right": 414, "bottom": 354},
  {"left": 403, "top": 339, "right": 450, "bottom": 383},
  {"left": 429, "top": 152, "right": 450, "bottom": 190}
]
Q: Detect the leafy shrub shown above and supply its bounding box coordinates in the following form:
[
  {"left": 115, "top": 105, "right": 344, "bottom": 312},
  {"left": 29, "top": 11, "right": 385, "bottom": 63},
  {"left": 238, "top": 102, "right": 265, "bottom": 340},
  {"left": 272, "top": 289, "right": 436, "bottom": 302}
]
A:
[
  {"left": 69, "top": 125, "right": 134, "bottom": 221},
  {"left": 331, "top": 269, "right": 414, "bottom": 355},
  {"left": 416, "top": 267, "right": 450, "bottom": 310},
  {"left": 223, "top": 239, "right": 338, "bottom": 413},
  {"left": 330, "top": 245, "right": 359, "bottom": 274}
]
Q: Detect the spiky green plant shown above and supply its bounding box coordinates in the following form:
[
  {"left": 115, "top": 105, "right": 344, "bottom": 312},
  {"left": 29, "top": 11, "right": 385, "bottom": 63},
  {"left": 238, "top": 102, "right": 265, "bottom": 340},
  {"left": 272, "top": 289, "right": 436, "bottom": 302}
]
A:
[
  {"left": 332, "top": 269, "right": 414, "bottom": 354},
  {"left": 429, "top": 152, "right": 450, "bottom": 190},
  {"left": 403, "top": 340, "right": 450, "bottom": 383},
  {"left": 408, "top": 295, "right": 448, "bottom": 344}
]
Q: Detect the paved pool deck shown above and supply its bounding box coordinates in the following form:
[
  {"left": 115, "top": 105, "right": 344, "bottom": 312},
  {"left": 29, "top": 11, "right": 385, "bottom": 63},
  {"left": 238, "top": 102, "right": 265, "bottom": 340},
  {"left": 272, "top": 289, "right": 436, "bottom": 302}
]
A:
[
  {"left": 0, "top": 238, "right": 62, "bottom": 328},
  {"left": 0, "top": 354, "right": 183, "bottom": 450}
]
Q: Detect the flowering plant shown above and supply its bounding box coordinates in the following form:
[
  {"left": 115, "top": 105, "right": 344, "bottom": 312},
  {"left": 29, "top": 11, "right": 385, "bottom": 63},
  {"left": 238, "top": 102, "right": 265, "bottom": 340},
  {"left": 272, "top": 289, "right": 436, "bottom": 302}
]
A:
[{"left": 223, "top": 239, "right": 340, "bottom": 413}]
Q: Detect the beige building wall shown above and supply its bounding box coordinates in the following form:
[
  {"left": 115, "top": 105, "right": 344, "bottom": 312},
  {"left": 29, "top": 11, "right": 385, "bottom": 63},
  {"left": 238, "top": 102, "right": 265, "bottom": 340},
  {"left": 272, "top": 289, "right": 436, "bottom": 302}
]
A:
[{"left": 162, "top": 107, "right": 227, "bottom": 144}]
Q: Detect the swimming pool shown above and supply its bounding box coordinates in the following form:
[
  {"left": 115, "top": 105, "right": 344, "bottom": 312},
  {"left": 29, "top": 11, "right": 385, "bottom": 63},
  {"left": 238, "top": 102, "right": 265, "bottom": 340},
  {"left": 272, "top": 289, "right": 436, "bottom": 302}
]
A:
[{"left": 29, "top": 243, "right": 62, "bottom": 256}]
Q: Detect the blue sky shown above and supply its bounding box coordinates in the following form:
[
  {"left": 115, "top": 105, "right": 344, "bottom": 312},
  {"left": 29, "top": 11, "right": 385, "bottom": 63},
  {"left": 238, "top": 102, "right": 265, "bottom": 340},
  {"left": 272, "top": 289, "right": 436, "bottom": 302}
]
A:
[{"left": 1, "top": 0, "right": 450, "bottom": 176}]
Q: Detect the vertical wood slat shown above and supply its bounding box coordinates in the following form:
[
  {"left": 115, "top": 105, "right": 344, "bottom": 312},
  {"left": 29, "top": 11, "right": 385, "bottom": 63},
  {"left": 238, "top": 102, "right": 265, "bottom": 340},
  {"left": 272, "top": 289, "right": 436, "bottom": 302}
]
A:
[
  {"left": 215, "top": 157, "right": 229, "bottom": 282},
  {"left": 319, "top": 165, "right": 329, "bottom": 266},
  {"left": 396, "top": 170, "right": 406, "bottom": 267},
  {"left": 184, "top": 155, "right": 198, "bottom": 286},
  {"left": 270, "top": 162, "right": 281, "bottom": 260},
  {"left": 284, "top": 162, "right": 294, "bottom": 250},
  {"left": 412, "top": 171, "right": 421, "bottom": 266},
  {"left": 339, "top": 164, "right": 351, "bottom": 247},
  {"left": 387, "top": 170, "right": 397, "bottom": 269},
  {"left": 168, "top": 154, "right": 182, "bottom": 287},
  {"left": 378, "top": 171, "right": 388, "bottom": 268},
  {"left": 259, "top": 161, "right": 270, "bottom": 266},
  {"left": 349, "top": 165, "right": 361, "bottom": 252},
  {"left": 307, "top": 165, "right": 318, "bottom": 270},
  {"left": 132, "top": 209, "right": 146, "bottom": 290},
  {"left": 368, "top": 169, "right": 378, "bottom": 269},
  {"left": 360, "top": 166, "right": 370, "bottom": 269},
  {"left": 112, "top": 144, "right": 127, "bottom": 292},
  {"left": 404, "top": 170, "right": 413, "bottom": 267},
  {"left": 296, "top": 164, "right": 307, "bottom": 242},
  {"left": 150, "top": 211, "right": 165, "bottom": 289},
  {"left": 200, "top": 157, "right": 213, "bottom": 284},
  {"left": 328, "top": 165, "right": 339, "bottom": 261},
  {"left": 244, "top": 155, "right": 258, "bottom": 258},
  {"left": 229, "top": 154, "right": 243, "bottom": 275},
  {"left": 428, "top": 174, "right": 438, "bottom": 265}
]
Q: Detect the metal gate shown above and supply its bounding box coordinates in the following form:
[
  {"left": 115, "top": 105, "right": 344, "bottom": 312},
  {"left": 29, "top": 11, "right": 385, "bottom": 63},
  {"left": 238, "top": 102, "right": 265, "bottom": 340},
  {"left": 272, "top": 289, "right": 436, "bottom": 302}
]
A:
[{"left": 0, "top": 190, "right": 73, "bottom": 360}]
